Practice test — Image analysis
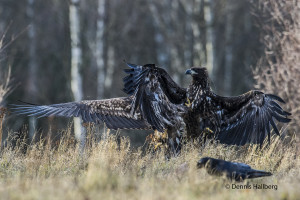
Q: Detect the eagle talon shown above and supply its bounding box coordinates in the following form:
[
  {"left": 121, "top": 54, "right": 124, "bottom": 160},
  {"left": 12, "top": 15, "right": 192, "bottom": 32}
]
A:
[
  {"left": 185, "top": 98, "right": 192, "bottom": 108},
  {"left": 204, "top": 127, "right": 213, "bottom": 134},
  {"left": 149, "top": 129, "right": 168, "bottom": 150},
  {"left": 154, "top": 142, "right": 163, "bottom": 150}
]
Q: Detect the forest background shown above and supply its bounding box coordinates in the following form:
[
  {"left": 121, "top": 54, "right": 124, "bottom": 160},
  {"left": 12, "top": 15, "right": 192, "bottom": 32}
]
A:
[{"left": 0, "top": 0, "right": 299, "bottom": 146}]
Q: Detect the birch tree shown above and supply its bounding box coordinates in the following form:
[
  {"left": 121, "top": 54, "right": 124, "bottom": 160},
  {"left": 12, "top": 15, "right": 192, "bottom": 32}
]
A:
[
  {"left": 96, "top": 0, "right": 106, "bottom": 99},
  {"left": 204, "top": 0, "right": 214, "bottom": 74},
  {"left": 104, "top": 46, "right": 115, "bottom": 93},
  {"left": 69, "top": 0, "right": 83, "bottom": 142},
  {"left": 223, "top": 0, "right": 234, "bottom": 95}
]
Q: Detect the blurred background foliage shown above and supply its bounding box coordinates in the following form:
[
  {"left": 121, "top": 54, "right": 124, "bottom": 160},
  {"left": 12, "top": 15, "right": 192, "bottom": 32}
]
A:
[{"left": 0, "top": 0, "right": 298, "bottom": 146}]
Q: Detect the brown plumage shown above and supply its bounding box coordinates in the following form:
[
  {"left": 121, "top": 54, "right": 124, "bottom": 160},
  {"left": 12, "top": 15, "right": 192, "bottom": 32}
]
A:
[
  {"left": 12, "top": 97, "right": 150, "bottom": 130},
  {"left": 12, "top": 63, "right": 291, "bottom": 154},
  {"left": 184, "top": 67, "right": 291, "bottom": 146}
]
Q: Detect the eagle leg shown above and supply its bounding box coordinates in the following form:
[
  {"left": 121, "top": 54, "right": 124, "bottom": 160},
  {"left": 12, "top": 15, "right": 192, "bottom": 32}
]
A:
[
  {"left": 185, "top": 98, "right": 193, "bottom": 108},
  {"left": 147, "top": 129, "right": 182, "bottom": 157},
  {"left": 148, "top": 130, "right": 168, "bottom": 150},
  {"left": 203, "top": 127, "right": 214, "bottom": 135},
  {"left": 200, "top": 127, "right": 215, "bottom": 145}
]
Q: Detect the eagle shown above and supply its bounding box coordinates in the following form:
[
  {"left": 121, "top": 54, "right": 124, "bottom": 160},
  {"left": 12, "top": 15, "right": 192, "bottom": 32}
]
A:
[
  {"left": 11, "top": 63, "right": 291, "bottom": 154},
  {"left": 197, "top": 157, "right": 272, "bottom": 181}
]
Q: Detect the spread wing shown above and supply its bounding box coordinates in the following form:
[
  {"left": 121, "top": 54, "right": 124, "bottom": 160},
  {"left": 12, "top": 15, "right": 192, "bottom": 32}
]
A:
[
  {"left": 123, "top": 63, "right": 186, "bottom": 104},
  {"left": 123, "top": 63, "right": 186, "bottom": 131},
  {"left": 210, "top": 91, "right": 291, "bottom": 146},
  {"left": 11, "top": 97, "right": 150, "bottom": 130}
]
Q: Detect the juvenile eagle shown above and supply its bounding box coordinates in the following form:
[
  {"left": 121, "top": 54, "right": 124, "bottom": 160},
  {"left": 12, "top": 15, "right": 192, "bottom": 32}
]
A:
[
  {"left": 12, "top": 63, "right": 291, "bottom": 153},
  {"left": 184, "top": 67, "right": 291, "bottom": 146}
]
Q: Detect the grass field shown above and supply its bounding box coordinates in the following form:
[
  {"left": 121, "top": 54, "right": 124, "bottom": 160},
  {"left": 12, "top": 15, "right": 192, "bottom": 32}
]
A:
[{"left": 0, "top": 125, "right": 299, "bottom": 200}]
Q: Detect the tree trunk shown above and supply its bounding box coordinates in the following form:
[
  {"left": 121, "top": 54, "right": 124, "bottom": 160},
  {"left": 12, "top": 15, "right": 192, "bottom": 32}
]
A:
[
  {"left": 199, "top": 0, "right": 207, "bottom": 65},
  {"left": 204, "top": 0, "right": 214, "bottom": 74},
  {"left": 223, "top": 0, "right": 234, "bottom": 95},
  {"left": 26, "top": 0, "right": 37, "bottom": 140},
  {"left": 191, "top": 0, "right": 200, "bottom": 67},
  {"left": 69, "top": 0, "right": 83, "bottom": 141},
  {"left": 209, "top": 0, "right": 218, "bottom": 83},
  {"left": 104, "top": 45, "right": 114, "bottom": 94},
  {"left": 96, "top": 0, "right": 106, "bottom": 99}
]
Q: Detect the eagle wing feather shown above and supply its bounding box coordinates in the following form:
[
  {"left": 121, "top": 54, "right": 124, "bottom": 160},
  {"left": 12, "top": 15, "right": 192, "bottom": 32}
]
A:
[
  {"left": 124, "top": 63, "right": 186, "bottom": 132},
  {"left": 11, "top": 97, "right": 150, "bottom": 130},
  {"left": 212, "top": 91, "right": 291, "bottom": 146}
]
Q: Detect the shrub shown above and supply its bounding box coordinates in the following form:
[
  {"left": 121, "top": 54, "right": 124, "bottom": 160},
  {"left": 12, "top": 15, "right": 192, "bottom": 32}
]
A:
[{"left": 254, "top": 0, "right": 300, "bottom": 138}]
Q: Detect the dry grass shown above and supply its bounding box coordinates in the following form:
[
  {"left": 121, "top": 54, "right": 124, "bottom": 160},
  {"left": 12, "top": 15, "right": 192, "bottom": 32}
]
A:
[{"left": 0, "top": 126, "right": 299, "bottom": 200}]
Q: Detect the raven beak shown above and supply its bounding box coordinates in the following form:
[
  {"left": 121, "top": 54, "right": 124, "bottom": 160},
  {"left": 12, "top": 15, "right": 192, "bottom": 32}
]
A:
[
  {"left": 197, "top": 162, "right": 203, "bottom": 168},
  {"left": 197, "top": 160, "right": 205, "bottom": 168},
  {"left": 185, "top": 69, "right": 198, "bottom": 75}
]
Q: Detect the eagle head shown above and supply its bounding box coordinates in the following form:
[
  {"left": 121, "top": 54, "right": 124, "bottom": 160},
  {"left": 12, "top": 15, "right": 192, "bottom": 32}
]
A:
[
  {"left": 185, "top": 67, "right": 208, "bottom": 78},
  {"left": 185, "top": 67, "right": 209, "bottom": 88}
]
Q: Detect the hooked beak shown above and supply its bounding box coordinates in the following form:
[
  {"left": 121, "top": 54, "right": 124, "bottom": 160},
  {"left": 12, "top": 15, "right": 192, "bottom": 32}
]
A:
[{"left": 185, "top": 69, "right": 198, "bottom": 75}]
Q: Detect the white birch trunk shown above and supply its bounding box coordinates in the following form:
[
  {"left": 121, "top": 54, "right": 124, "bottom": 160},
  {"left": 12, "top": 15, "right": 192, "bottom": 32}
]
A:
[
  {"left": 104, "top": 46, "right": 114, "bottom": 91},
  {"left": 96, "top": 0, "right": 106, "bottom": 99},
  {"left": 69, "top": 0, "right": 83, "bottom": 141},
  {"left": 192, "top": 0, "right": 202, "bottom": 66},
  {"left": 170, "top": 0, "right": 181, "bottom": 84},
  {"left": 205, "top": 0, "right": 214, "bottom": 74},
  {"left": 26, "top": 0, "right": 37, "bottom": 140}
]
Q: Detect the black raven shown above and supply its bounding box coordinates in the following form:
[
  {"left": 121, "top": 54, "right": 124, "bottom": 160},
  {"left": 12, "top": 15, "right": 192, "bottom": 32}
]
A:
[{"left": 197, "top": 157, "right": 272, "bottom": 181}]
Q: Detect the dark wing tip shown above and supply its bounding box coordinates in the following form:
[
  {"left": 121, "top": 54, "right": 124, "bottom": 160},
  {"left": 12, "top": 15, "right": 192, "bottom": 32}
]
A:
[
  {"left": 266, "top": 94, "right": 285, "bottom": 103},
  {"left": 17, "top": 100, "right": 39, "bottom": 106},
  {"left": 217, "top": 92, "right": 292, "bottom": 146},
  {"left": 125, "top": 62, "right": 138, "bottom": 69}
]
